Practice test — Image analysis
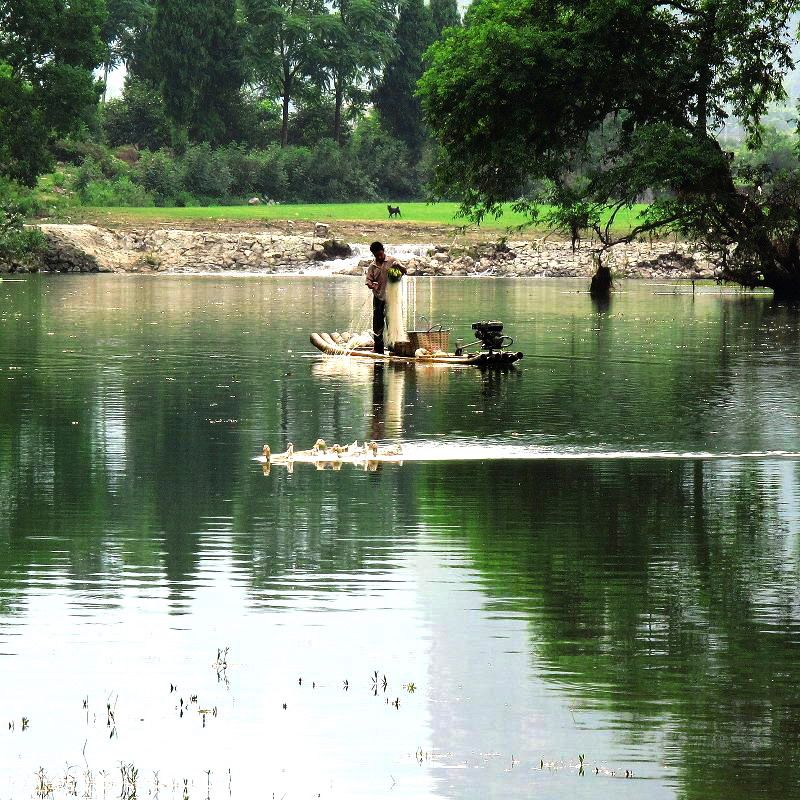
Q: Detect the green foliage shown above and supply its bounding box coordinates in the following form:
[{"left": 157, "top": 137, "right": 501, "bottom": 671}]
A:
[
  {"left": 103, "top": 77, "right": 171, "bottom": 150},
  {"left": 287, "top": 101, "right": 340, "bottom": 147},
  {"left": 78, "top": 176, "right": 155, "bottom": 206},
  {"left": 374, "top": 0, "right": 436, "bottom": 156},
  {"left": 321, "top": 0, "right": 396, "bottom": 144},
  {"left": 149, "top": 0, "right": 243, "bottom": 144},
  {"left": 181, "top": 143, "right": 233, "bottom": 198},
  {"left": 0, "top": 0, "right": 106, "bottom": 185},
  {"left": 419, "top": 0, "right": 800, "bottom": 295},
  {"left": 101, "top": 0, "right": 153, "bottom": 74},
  {"left": 133, "top": 149, "right": 180, "bottom": 202},
  {"left": 733, "top": 126, "right": 800, "bottom": 176},
  {"left": 348, "top": 114, "right": 419, "bottom": 199},
  {"left": 242, "top": 0, "right": 328, "bottom": 146},
  {"left": 0, "top": 177, "right": 41, "bottom": 217},
  {"left": 0, "top": 201, "right": 46, "bottom": 267},
  {"left": 429, "top": 0, "right": 459, "bottom": 35}
]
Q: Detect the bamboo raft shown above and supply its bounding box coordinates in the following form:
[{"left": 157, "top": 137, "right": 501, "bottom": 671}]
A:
[{"left": 310, "top": 332, "right": 523, "bottom": 366}]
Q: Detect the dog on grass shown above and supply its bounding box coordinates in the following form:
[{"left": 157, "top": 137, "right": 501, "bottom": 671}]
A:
[{"left": 387, "top": 205, "right": 401, "bottom": 218}]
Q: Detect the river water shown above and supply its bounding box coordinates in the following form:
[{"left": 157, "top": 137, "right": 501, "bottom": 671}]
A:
[{"left": 1, "top": 275, "right": 799, "bottom": 799}]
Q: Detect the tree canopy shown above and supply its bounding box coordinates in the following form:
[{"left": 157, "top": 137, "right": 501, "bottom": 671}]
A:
[
  {"left": 149, "top": 0, "right": 242, "bottom": 146},
  {"left": 374, "top": 0, "right": 437, "bottom": 156},
  {"left": 419, "top": 0, "right": 800, "bottom": 296},
  {"left": 0, "top": 0, "right": 106, "bottom": 185}
]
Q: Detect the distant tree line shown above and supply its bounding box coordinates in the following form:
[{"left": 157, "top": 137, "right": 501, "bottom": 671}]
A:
[{"left": 0, "top": 0, "right": 462, "bottom": 209}]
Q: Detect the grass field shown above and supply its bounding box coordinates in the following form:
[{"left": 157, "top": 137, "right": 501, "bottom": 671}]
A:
[{"left": 71, "top": 201, "right": 651, "bottom": 235}]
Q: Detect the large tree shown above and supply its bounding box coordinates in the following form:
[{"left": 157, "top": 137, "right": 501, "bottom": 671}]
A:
[
  {"left": 243, "top": 0, "right": 327, "bottom": 147},
  {"left": 100, "top": 0, "right": 152, "bottom": 100},
  {"left": 320, "top": 0, "right": 395, "bottom": 145},
  {"left": 374, "top": 0, "right": 436, "bottom": 156},
  {"left": 149, "top": 0, "right": 243, "bottom": 145},
  {"left": 429, "top": 0, "right": 459, "bottom": 35},
  {"left": 0, "top": 0, "right": 106, "bottom": 186},
  {"left": 419, "top": 0, "right": 800, "bottom": 298}
]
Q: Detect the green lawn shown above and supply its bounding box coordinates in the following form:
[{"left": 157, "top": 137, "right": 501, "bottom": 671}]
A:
[{"left": 73, "top": 201, "right": 651, "bottom": 234}]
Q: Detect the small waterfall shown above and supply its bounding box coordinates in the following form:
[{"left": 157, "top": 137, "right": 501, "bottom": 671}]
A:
[{"left": 320, "top": 242, "right": 435, "bottom": 275}]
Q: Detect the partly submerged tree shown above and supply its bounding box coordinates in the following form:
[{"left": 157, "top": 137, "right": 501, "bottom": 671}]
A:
[
  {"left": 0, "top": 0, "right": 106, "bottom": 186},
  {"left": 419, "top": 0, "right": 800, "bottom": 298}
]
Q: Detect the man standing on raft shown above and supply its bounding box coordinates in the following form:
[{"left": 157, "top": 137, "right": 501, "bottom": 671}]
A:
[{"left": 365, "top": 241, "right": 406, "bottom": 353}]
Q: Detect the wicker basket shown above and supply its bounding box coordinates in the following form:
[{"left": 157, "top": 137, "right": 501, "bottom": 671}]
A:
[{"left": 408, "top": 328, "right": 450, "bottom": 353}]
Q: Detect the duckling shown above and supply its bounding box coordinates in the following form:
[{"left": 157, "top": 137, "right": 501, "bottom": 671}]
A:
[
  {"left": 312, "top": 438, "right": 327, "bottom": 455},
  {"left": 262, "top": 444, "right": 271, "bottom": 461},
  {"left": 367, "top": 440, "right": 379, "bottom": 457},
  {"left": 270, "top": 442, "right": 294, "bottom": 461}
]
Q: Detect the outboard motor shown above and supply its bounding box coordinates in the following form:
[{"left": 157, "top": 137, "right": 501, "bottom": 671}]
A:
[
  {"left": 456, "top": 321, "right": 515, "bottom": 355},
  {"left": 472, "top": 321, "right": 508, "bottom": 351}
]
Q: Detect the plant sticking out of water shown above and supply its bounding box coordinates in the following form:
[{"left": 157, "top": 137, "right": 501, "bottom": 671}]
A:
[
  {"left": 214, "top": 648, "right": 230, "bottom": 687},
  {"left": 62, "top": 764, "right": 78, "bottom": 796},
  {"left": 403, "top": 682, "right": 416, "bottom": 694},
  {"left": 106, "top": 696, "right": 117, "bottom": 739},
  {"left": 119, "top": 762, "right": 138, "bottom": 799},
  {"left": 371, "top": 670, "right": 389, "bottom": 696},
  {"left": 35, "top": 767, "right": 53, "bottom": 798},
  {"left": 82, "top": 767, "right": 95, "bottom": 798}
]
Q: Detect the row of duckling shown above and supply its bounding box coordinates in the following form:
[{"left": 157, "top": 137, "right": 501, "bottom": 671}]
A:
[{"left": 262, "top": 439, "right": 402, "bottom": 462}]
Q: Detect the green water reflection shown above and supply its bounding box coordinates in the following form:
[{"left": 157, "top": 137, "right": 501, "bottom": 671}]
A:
[{"left": 0, "top": 275, "right": 799, "bottom": 798}]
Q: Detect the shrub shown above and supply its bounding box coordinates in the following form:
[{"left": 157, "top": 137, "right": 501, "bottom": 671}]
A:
[
  {"left": 51, "top": 138, "right": 110, "bottom": 167},
  {"left": 102, "top": 78, "right": 172, "bottom": 151},
  {"left": 219, "top": 144, "right": 262, "bottom": 196},
  {"left": 78, "top": 177, "right": 155, "bottom": 207},
  {"left": 349, "top": 116, "right": 420, "bottom": 200},
  {"left": 303, "top": 139, "right": 368, "bottom": 201},
  {"left": 0, "top": 177, "right": 42, "bottom": 217},
  {"left": 74, "top": 157, "right": 105, "bottom": 193},
  {"left": 134, "top": 150, "right": 181, "bottom": 204},
  {"left": 0, "top": 202, "right": 46, "bottom": 268},
  {"left": 181, "top": 143, "right": 232, "bottom": 198},
  {"left": 253, "top": 146, "right": 288, "bottom": 200}
]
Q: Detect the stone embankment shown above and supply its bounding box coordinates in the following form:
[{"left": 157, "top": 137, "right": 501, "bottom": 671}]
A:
[
  {"left": 18, "top": 224, "right": 351, "bottom": 274},
  {"left": 350, "top": 240, "right": 718, "bottom": 280},
  {"left": 4, "top": 224, "right": 720, "bottom": 280}
]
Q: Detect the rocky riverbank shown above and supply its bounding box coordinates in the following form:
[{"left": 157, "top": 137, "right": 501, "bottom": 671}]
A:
[{"left": 4, "top": 223, "right": 721, "bottom": 280}]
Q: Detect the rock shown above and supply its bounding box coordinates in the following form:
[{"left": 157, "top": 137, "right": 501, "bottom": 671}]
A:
[
  {"left": 315, "top": 239, "right": 352, "bottom": 260},
  {"left": 314, "top": 222, "right": 330, "bottom": 238},
  {"left": 248, "top": 197, "right": 262, "bottom": 206}
]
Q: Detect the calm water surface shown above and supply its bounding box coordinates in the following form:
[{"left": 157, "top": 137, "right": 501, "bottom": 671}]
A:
[{"left": 1, "top": 275, "right": 800, "bottom": 799}]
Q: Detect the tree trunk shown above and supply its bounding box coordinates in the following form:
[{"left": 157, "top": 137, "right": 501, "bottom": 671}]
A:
[
  {"left": 102, "top": 58, "right": 110, "bottom": 104},
  {"left": 694, "top": 4, "right": 718, "bottom": 139},
  {"left": 281, "top": 90, "right": 290, "bottom": 148},
  {"left": 333, "top": 79, "right": 343, "bottom": 146}
]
